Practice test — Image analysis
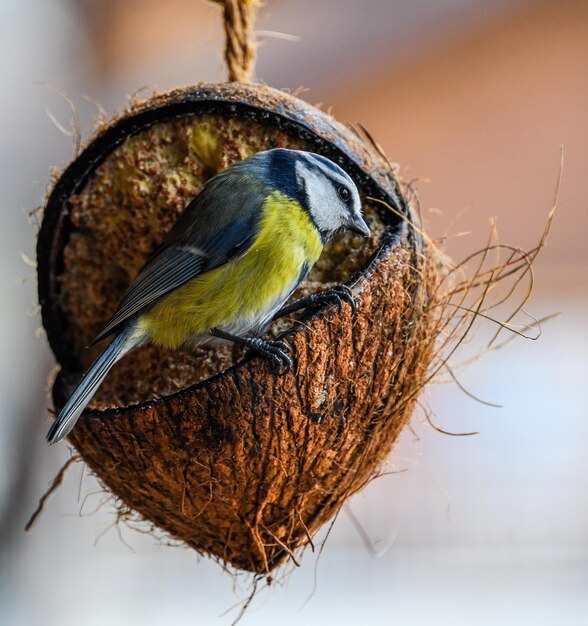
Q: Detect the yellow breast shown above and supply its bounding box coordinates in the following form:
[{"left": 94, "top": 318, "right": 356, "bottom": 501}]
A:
[{"left": 139, "top": 191, "right": 323, "bottom": 348}]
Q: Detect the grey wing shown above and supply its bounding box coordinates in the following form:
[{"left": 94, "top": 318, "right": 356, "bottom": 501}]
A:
[
  {"left": 90, "top": 247, "right": 205, "bottom": 345},
  {"left": 91, "top": 179, "right": 266, "bottom": 346}
]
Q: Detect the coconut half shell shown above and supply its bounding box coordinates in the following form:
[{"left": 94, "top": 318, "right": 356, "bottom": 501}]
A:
[{"left": 37, "top": 82, "right": 437, "bottom": 574}]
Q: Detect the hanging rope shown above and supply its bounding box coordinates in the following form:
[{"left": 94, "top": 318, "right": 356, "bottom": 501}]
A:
[{"left": 211, "top": 0, "right": 259, "bottom": 83}]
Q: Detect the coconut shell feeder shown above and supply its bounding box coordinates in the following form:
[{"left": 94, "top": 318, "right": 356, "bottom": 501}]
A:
[{"left": 36, "top": 1, "right": 442, "bottom": 575}]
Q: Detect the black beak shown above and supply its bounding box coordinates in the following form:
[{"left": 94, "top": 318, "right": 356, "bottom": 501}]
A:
[{"left": 348, "top": 215, "right": 371, "bottom": 238}]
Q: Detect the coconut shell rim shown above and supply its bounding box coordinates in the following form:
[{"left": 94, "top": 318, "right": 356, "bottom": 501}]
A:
[{"left": 37, "top": 82, "right": 412, "bottom": 418}]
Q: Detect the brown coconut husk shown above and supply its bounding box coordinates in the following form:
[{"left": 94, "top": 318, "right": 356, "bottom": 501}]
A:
[
  {"left": 36, "top": 81, "right": 447, "bottom": 574},
  {"left": 34, "top": 74, "right": 556, "bottom": 576}
]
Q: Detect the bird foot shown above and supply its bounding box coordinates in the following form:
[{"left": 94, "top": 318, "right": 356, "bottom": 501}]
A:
[
  {"left": 248, "top": 337, "right": 292, "bottom": 374},
  {"left": 272, "top": 284, "right": 357, "bottom": 323},
  {"left": 306, "top": 284, "right": 357, "bottom": 316}
]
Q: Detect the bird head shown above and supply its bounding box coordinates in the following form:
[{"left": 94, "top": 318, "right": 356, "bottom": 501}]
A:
[{"left": 253, "top": 149, "right": 370, "bottom": 242}]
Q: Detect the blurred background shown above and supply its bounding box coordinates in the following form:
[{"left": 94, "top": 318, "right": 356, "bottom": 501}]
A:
[{"left": 1, "top": 0, "right": 586, "bottom": 624}]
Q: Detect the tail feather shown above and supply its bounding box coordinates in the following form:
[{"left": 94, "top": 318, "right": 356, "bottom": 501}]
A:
[{"left": 47, "top": 326, "right": 135, "bottom": 444}]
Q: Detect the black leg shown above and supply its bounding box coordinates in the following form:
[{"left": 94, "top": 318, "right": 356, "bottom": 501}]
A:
[
  {"left": 211, "top": 328, "right": 292, "bottom": 373},
  {"left": 272, "top": 284, "right": 357, "bottom": 321}
]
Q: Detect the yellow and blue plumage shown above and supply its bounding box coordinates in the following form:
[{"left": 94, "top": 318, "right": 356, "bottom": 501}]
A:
[
  {"left": 47, "top": 148, "right": 370, "bottom": 444},
  {"left": 139, "top": 191, "right": 323, "bottom": 348}
]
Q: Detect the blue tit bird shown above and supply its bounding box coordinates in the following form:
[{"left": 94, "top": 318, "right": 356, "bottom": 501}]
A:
[{"left": 47, "top": 148, "right": 370, "bottom": 444}]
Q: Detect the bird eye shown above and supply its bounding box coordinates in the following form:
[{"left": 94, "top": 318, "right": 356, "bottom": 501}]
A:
[{"left": 337, "top": 185, "right": 351, "bottom": 202}]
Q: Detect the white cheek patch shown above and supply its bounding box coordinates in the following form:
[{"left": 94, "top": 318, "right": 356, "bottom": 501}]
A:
[{"left": 295, "top": 161, "right": 347, "bottom": 233}]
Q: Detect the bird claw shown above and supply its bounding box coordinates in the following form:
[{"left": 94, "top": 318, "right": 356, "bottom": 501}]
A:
[
  {"left": 310, "top": 284, "right": 357, "bottom": 316},
  {"left": 249, "top": 338, "right": 293, "bottom": 374}
]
